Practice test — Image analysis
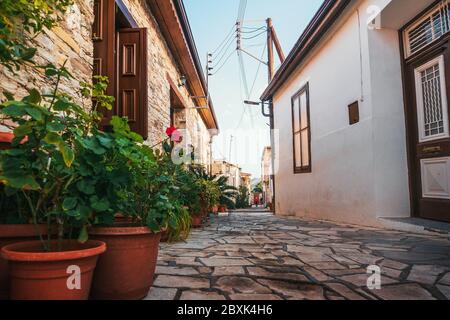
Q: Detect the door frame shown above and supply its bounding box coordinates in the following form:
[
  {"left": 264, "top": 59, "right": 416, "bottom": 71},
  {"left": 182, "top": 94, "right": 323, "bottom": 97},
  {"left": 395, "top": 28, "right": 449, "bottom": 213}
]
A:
[{"left": 400, "top": 26, "right": 450, "bottom": 220}]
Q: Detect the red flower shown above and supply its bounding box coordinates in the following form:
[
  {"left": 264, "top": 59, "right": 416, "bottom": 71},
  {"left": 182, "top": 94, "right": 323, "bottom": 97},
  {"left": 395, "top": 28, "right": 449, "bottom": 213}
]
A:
[
  {"left": 0, "top": 131, "right": 28, "bottom": 145},
  {"left": 166, "top": 126, "right": 177, "bottom": 137},
  {"left": 166, "top": 126, "right": 183, "bottom": 143}
]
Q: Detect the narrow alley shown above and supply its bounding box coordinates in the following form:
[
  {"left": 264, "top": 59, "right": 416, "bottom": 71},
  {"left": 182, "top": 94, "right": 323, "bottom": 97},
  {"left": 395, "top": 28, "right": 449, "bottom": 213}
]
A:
[{"left": 147, "top": 210, "right": 450, "bottom": 300}]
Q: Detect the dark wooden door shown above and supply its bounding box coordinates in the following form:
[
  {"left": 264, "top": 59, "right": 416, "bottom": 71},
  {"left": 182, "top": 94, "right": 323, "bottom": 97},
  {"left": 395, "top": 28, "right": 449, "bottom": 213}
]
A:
[
  {"left": 405, "top": 42, "right": 450, "bottom": 222},
  {"left": 93, "top": 0, "right": 115, "bottom": 127},
  {"left": 116, "top": 28, "right": 148, "bottom": 139}
]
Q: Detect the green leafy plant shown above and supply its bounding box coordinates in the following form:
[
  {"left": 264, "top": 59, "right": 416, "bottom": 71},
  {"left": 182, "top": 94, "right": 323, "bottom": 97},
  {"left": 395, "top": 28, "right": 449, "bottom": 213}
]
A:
[
  {"left": 190, "top": 165, "right": 222, "bottom": 216},
  {"left": 216, "top": 176, "right": 237, "bottom": 209},
  {"left": 253, "top": 182, "right": 263, "bottom": 193},
  {"left": 0, "top": 64, "right": 116, "bottom": 249},
  {"left": 235, "top": 185, "right": 250, "bottom": 209}
]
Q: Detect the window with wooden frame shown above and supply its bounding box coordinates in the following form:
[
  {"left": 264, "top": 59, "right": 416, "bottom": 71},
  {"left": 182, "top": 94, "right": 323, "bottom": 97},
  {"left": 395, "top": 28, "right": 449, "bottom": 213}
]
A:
[
  {"left": 291, "top": 83, "right": 311, "bottom": 174},
  {"left": 93, "top": 0, "right": 148, "bottom": 139}
]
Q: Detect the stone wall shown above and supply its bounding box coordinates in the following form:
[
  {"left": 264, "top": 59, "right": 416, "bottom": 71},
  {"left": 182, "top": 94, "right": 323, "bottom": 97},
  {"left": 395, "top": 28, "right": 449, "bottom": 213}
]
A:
[
  {"left": 115, "top": 0, "right": 212, "bottom": 165},
  {"left": 0, "top": 0, "right": 94, "bottom": 104}
]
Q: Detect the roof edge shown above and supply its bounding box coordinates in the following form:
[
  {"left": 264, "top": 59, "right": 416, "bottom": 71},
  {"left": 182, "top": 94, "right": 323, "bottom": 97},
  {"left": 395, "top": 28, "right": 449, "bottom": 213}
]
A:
[
  {"left": 173, "top": 0, "right": 220, "bottom": 131},
  {"left": 260, "top": 0, "right": 351, "bottom": 101}
]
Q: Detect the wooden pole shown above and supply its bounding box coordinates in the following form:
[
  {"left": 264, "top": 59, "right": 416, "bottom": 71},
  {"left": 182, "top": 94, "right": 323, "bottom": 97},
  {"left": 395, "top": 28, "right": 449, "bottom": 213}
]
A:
[
  {"left": 267, "top": 18, "right": 274, "bottom": 82},
  {"left": 271, "top": 26, "right": 285, "bottom": 63}
]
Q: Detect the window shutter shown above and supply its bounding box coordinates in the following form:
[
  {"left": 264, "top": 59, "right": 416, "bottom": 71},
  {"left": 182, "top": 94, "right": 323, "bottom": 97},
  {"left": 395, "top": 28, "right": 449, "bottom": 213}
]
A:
[
  {"left": 117, "top": 28, "right": 148, "bottom": 139},
  {"left": 93, "top": 0, "right": 115, "bottom": 127}
]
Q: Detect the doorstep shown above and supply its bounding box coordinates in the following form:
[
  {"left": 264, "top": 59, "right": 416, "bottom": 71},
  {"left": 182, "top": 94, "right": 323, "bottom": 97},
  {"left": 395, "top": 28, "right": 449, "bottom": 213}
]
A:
[{"left": 379, "top": 217, "right": 450, "bottom": 237}]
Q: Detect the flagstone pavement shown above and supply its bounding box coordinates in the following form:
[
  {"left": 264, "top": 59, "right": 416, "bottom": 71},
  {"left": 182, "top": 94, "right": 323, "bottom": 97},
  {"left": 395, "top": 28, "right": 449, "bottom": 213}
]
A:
[{"left": 146, "top": 210, "right": 450, "bottom": 300}]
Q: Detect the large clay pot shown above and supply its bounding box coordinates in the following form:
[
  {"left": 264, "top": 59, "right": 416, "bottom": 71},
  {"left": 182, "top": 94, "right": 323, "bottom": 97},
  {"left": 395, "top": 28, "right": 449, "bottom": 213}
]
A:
[
  {"left": 89, "top": 226, "right": 161, "bottom": 300},
  {"left": 1, "top": 240, "right": 106, "bottom": 300},
  {"left": 0, "top": 224, "right": 50, "bottom": 300},
  {"left": 191, "top": 214, "right": 203, "bottom": 228}
]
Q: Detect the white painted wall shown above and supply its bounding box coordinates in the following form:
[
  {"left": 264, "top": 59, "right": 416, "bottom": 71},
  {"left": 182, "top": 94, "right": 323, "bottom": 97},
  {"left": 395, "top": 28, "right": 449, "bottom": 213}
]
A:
[{"left": 272, "top": 0, "right": 412, "bottom": 226}]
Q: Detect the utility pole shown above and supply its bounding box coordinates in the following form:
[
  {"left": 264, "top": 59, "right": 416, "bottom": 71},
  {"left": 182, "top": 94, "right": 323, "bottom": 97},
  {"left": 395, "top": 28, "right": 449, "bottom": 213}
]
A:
[
  {"left": 266, "top": 18, "right": 285, "bottom": 82},
  {"left": 266, "top": 18, "right": 285, "bottom": 213},
  {"left": 206, "top": 52, "right": 210, "bottom": 95},
  {"left": 267, "top": 18, "right": 274, "bottom": 82},
  {"left": 237, "top": 18, "right": 285, "bottom": 212}
]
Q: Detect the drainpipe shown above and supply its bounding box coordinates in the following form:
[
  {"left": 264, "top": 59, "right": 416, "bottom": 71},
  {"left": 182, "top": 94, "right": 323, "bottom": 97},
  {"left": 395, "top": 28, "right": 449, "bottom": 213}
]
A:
[
  {"left": 261, "top": 100, "right": 276, "bottom": 214},
  {"left": 268, "top": 100, "right": 276, "bottom": 214},
  {"left": 209, "top": 137, "right": 213, "bottom": 175}
]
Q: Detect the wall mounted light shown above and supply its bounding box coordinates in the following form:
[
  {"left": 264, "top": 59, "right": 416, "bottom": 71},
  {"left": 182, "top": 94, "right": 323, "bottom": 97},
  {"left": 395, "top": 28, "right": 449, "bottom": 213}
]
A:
[{"left": 178, "top": 75, "right": 187, "bottom": 88}]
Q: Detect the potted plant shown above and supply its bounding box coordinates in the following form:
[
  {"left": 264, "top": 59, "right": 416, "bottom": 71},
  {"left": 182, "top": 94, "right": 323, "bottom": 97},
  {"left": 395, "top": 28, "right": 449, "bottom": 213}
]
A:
[
  {"left": 0, "top": 131, "right": 51, "bottom": 299},
  {"left": 0, "top": 67, "right": 111, "bottom": 300},
  {"left": 87, "top": 120, "right": 185, "bottom": 300},
  {"left": 217, "top": 177, "right": 237, "bottom": 213},
  {"left": 189, "top": 166, "right": 221, "bottom": 226}
]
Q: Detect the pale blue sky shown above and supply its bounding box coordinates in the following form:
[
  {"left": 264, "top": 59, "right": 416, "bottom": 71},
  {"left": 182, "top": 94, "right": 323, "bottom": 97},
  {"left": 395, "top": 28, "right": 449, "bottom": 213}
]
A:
[{"left": 184, "top": 0, "right": 323, "bottom": 178}]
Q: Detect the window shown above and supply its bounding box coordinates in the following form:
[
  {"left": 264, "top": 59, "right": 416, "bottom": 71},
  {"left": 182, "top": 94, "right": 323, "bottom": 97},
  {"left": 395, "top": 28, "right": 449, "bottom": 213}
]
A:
[
  {"left": 291, "top": 83, "right": 311, "bottom": 173},
  {"left": 404, "top": 0, "right": 450, "bottom": 58},
  {"left": 414, "top": 55, "right": 450, "bottom": 142}
]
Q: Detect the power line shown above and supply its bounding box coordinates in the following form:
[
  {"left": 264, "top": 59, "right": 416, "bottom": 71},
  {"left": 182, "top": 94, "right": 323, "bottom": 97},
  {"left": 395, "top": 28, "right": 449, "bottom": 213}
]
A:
[
  {"left": 249, "top": 41, "right": 267, "bottom": 98},
  {"left": 244, "top": 42, "right": 266, "bottom": 48},
  {"left": 240, "top": 26, "right": 266, "bottom": 34},
  {"left": 210, "top": 23, "right": 236, "bottom": 56},
  {"left": 245, "top": 41, "right": 268, "bottom": 128},
  {"left": 237, "top": 51, "right": 250, "bottom": 99},
  {"left": 210, "top": 37, "right": 236, "bottom": 68},
  {"left": 235, "top": 54, "right": 249, "bottom": 130},
  {"left": 237, "top": 0, "right": 247, "bottom": 23},
  {"left": 242, "top": 30, "right": 267, "bottom": 40},
  {"left": 210, "top": 49, "right": 237, "bottom": 76}
]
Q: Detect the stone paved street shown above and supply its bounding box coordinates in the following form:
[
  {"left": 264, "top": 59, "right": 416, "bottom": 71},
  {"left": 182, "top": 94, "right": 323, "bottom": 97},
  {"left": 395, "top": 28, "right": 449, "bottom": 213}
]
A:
[{"left": 146, "top": 210, "right": 450, "bottom": 300}]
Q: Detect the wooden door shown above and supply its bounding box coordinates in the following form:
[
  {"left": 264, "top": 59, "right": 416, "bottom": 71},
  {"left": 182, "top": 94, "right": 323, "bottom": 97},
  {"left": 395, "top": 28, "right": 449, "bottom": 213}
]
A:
[{"left": 406, "top": 44, "right": 450, "bottom": 222}]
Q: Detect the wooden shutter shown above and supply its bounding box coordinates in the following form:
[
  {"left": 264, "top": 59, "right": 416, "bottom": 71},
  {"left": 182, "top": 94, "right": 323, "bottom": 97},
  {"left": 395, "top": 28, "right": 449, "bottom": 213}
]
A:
[
  {"left": 117, "top": 28, "right": 148, "bottom": 139},
  {"left": 93, "top": 0, "right": 115, "bottom": 127}
]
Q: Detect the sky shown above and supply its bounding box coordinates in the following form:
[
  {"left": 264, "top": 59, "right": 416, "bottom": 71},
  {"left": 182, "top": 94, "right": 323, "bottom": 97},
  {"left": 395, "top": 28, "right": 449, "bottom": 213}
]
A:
[{"left": 184, "top": 0, "right": 323, "bottom": 178}]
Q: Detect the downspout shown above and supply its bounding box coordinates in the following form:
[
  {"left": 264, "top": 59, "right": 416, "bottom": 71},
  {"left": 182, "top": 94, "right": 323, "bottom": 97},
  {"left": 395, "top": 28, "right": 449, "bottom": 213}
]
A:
[
  {"left": 269, "top": 100, "right": 276, "bottom": 214},
  {"left": 262, "top": 99, "right": 276, "bottom": 214}
]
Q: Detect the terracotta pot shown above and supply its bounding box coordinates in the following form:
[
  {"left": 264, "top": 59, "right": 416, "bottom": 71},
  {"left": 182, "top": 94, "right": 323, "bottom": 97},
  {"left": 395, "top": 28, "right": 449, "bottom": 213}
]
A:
[
  {"left": 191, "top": 215, "right": 203, "bottom": 228},
  {"left": 0, "top": 224, "right": 50, "bottom": 300},
  {"left": 89, "top": 226, "right": 161, "bottom": 300},
  {"left": 218, "top": 205, "right": 227, "bottom": 213},
  {"left": 1, "top": 240, "right": 106, "bottom": 300}
]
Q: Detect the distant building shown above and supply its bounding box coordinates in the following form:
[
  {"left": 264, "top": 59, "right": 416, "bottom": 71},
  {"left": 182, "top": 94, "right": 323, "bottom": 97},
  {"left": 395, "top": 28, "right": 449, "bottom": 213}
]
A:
[
  {"left": 240, "top": 172, "right": 252, "bottom": 206},
  {"left": 240, "top": 172, "right": 252, "bottom": 191},
  {"left": 211, "top": 160, "right": 241, "bottom": 189},
  {"left": 261, "top": 147, "right": 273, "bottom": 207}
]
